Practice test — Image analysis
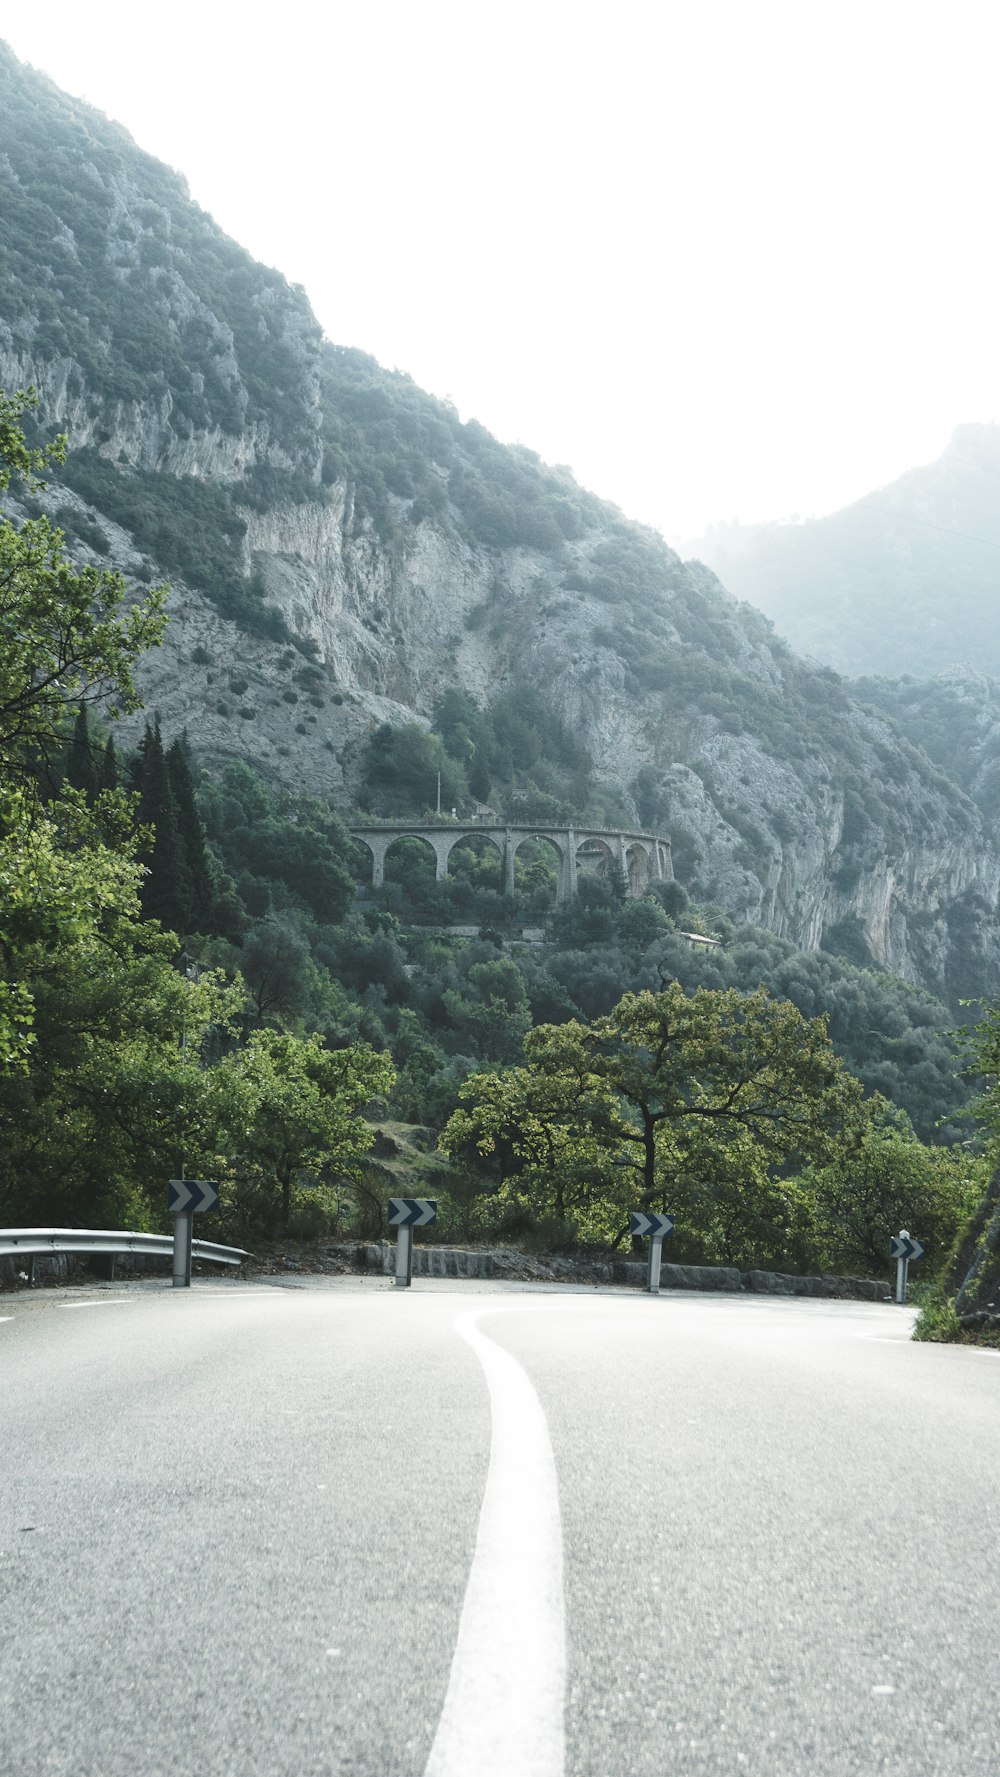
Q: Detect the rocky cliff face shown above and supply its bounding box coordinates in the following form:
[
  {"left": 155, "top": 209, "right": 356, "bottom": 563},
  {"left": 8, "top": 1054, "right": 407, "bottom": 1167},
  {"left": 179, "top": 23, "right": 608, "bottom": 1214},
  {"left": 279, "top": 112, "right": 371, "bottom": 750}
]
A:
[
  {"left": 0, "top": 342, "right": 282, "bottom": 483},
  {"left": 3, "top": 37, "right": 998, "bottom": 1005},
  {"left": 26, "top": 454, "right": 991, "bottom": 1004}
]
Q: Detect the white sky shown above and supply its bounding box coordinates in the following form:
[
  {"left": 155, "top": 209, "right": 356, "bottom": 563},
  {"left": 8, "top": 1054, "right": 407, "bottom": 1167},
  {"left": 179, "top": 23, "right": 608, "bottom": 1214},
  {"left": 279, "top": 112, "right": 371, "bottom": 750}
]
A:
[{"left": 5, "top": 0, "right": 1000, "bottom": 541}]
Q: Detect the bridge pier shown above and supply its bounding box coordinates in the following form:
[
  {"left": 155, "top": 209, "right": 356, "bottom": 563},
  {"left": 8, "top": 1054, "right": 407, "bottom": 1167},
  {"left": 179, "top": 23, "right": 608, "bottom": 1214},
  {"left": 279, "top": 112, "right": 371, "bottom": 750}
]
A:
[
  {"left": 368, "top": 838, "right": 389, "bottom": 889},
  {"left": 556, "top": 828, "right": 577, "bottom": 906}
]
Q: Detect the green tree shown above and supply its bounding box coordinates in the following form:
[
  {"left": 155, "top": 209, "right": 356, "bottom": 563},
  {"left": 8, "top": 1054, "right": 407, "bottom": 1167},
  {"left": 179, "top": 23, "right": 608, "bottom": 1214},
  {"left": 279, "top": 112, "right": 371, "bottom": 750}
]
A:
[
  {"left": 620, "top": 895, "right": 671, "bottom": 956},
  {"left": 0, "top": 786, "right": 243, "bottom": 1223},
  {"left": 441, "top": 1031, "right": 624, "bottom": 1241},
  {"left": 0, "top": 391, "right": 164, "bottom": 1074},
  {"left": 805, "top": 1098, "right": 981, "bottom": 1277},
  {"left": 0, "top": 389, "right": 166, "bottom": 785},
  {"left": 97, "top": 734, "right": 119, "bottom": 793},
  {"left": 240, "top": 920, "right": 314, "bottom": 1026},
  {"left": 441, "top": 959, "right": 532, "bottom": 1064},
  {"left": 433, "top": 688, "right": 482, "bottom": 764},
  {"left": 167, "top": 737, "right": 214, "bottom": 929},
  {"left": 362, "top": 721, "right": 467, "bottom": 815},
  {"left": 444, "top": 982, "right": 861, "bottom": 1256},
  {"left": 0, "top": 390, "right": 385, "bottom": 1239},
  {"left": 137, "top": 720, "right": 192, "bottom": 932},
  {"left": 198, "top": 761, "right": 357, "bottom": 925},
  {"left": 583, "top": 984, "right": 859, "bottom": 1211},
  {"left": 210, "top": 1029, "right": 394, "bottom": 1233},
  {"left": 65, "top": 704, "right": 97, "bottom": 801}
]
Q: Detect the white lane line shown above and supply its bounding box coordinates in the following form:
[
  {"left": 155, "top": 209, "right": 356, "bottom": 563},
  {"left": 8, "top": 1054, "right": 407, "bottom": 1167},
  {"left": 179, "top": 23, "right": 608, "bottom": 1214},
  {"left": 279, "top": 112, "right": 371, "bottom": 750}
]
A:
[
  {"left": 424, "top": 1309, "right": 565, "bottom": 1777},
  {"left": 51, "top": 1290, "right": 283, "bottom": 1310},
  {"left": 183, "top": 1291, "right": 285, "bottom": 1299},
  {"left": 58, "top": 1299, "right": 134, "bottom": 1309}
]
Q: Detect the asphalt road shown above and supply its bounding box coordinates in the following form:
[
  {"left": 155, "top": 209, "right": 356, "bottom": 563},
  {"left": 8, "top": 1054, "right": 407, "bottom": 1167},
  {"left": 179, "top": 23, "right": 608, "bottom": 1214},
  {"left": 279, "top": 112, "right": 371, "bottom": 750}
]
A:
[{"left": 2, "top": 1276, "right": 999, "bottom": 1776}]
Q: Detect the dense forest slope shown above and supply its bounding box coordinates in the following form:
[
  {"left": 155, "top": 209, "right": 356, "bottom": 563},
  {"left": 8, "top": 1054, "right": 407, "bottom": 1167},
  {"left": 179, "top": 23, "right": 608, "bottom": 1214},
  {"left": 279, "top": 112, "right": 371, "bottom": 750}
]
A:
[
  {"left": 689, "top": 426, "right": 1000, "bottom": 679},
  {"left": 3, "top": 40, "right": 1000, "bottom": 1005}
]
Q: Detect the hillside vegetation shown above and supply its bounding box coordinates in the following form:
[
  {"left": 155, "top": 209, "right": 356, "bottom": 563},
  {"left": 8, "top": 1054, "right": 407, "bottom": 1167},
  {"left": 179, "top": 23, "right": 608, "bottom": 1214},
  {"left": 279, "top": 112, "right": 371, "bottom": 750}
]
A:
[
  {"left": 15, "top": 684, "right": 984, "bottom": 1271},
  {"left": 853, "top": 668, "right": 1000, "bottom": 832}
]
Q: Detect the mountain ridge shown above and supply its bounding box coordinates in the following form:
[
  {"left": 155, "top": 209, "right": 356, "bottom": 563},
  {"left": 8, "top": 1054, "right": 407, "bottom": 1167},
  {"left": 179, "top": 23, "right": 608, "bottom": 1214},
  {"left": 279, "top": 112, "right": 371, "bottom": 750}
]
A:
[
  {"left": 2, "top": 38, "right": 998, "bottom": 1006},
  {"left": 687, "top": 423, "right": 1000, "bottom": 679}
]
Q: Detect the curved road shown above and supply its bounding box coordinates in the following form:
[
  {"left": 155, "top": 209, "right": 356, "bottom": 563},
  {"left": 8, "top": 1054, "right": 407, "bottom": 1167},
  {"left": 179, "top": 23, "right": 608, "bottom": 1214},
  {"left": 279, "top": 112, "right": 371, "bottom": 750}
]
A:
[{"left": 2, "top": 1277, "right": 999, "bottom": 1775}]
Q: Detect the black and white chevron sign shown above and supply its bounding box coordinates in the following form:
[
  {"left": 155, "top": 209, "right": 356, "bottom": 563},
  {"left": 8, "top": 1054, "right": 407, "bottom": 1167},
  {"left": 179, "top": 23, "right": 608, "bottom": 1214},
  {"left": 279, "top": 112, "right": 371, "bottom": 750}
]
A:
[
  {"left": 168, "top": 1178, "right": 219, "bottom": 1214},
  {"left": 630, "top": 1211, "right": 675, "bottom": 1239},
  {"left": 388, "top": 1197, "right": 437, "bottom": 1228},
  {"left": 890, "top": 1233, "right": 924, "bottom": 1263}
]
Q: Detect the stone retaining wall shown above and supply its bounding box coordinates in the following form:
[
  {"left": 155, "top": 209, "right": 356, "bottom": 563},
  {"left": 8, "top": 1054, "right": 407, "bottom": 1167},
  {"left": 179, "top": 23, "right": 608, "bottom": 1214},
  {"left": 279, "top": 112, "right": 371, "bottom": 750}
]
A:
[
  {"left": 333, "top": 1243, "right": 889, "bottom": 1301},
  {"left": 2, "top": 1242, "right": 889, "bottom": 1302}
]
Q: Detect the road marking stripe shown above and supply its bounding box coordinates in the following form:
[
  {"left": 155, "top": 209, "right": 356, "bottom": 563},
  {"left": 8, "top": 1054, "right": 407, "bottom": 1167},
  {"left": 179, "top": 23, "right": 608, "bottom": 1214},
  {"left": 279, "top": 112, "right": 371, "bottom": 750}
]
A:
[
  {"left": 58, "top": 1299, "right": 134, "bottom": 1309},
  {"left": 183, "top": 1291, "right": 285, "bottom": 1299},
  {"left": 424, "top": 1309, "right": 565, "bottom": 1777}
]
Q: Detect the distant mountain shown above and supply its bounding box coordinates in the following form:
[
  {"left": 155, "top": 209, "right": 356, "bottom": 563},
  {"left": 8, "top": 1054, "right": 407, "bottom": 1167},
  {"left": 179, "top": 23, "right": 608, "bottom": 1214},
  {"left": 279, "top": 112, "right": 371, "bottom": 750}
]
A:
[
  {"left": 688, "top": 427, "right": 1000, "bottom": 678},
  {"left": 3, "top": 38, "right": 1000, "bottom": 1005}
]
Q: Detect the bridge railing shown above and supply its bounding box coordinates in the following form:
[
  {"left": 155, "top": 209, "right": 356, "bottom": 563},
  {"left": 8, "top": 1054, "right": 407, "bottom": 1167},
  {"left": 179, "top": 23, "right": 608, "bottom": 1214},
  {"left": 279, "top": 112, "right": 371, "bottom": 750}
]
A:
[{"left": 349, "top": 820, "right": 669, "bottom": 839}]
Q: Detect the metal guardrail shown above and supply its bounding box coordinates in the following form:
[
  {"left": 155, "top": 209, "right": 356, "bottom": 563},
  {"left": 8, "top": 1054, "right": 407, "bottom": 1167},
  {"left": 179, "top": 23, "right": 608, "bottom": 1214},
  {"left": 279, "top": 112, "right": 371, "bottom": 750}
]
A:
[{"left": 0, "top": 1227, "right": 252, "bottom": 1284}]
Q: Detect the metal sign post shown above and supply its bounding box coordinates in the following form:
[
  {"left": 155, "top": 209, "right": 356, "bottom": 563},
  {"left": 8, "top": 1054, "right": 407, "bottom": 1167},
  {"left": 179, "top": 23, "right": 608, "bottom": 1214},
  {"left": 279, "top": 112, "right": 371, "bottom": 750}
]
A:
[
  {"left": 387, "top": 1198, "right": 437, "bottom": 1287},
  {"left": 890, "top": 1229, "right": 925, "bottom": 1304},
  {"left": 172, "top": 1210, "right": 194, "bottom": 1289},
  {"left": 396, "top": 1224, "right": 414, "bottom": 1288},
  {"left": 630, "top": 1211, "right": 676, "bottom": 1294},
  {"left": 168, "top": 1179, "right": 219, "bottom": 1288}
]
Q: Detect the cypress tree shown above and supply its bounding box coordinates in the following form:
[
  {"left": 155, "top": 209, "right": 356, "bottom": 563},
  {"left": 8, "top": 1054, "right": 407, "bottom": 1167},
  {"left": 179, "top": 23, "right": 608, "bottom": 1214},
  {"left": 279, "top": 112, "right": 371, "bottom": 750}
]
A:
[
  {"left": 97, "top": 735, "right": 119, "bottom": 793},
  {"left": 124, "top": 723, "right": 148, "bottom": 797},
  {"left": 66, "top": 705, "right": 97, "bottom": 801},
  {"left": 138, "top": 721, "right": 192, "bottom": 932},
  {"left": 167, "top": 737, "right": 214, "bottom": 930},
  {"left": 469, "top": 745, "right": 492, "bottom": 802}
]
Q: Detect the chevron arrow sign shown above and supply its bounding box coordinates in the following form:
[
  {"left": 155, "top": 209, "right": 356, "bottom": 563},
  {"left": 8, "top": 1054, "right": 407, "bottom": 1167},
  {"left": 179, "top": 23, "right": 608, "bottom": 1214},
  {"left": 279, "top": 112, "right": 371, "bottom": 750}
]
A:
[
  {"left": 890, "top": 1233, "right": 924, "bottom": 1263},
  {"left": 168, "top": 1178, "right": 219, "bottom": 1215},
  {"left": 630, "top": 1212, "right": 675, "bottom": 1239},
  {"left": 388, "top": 1198, "right": 438, "bottom": 1228}
]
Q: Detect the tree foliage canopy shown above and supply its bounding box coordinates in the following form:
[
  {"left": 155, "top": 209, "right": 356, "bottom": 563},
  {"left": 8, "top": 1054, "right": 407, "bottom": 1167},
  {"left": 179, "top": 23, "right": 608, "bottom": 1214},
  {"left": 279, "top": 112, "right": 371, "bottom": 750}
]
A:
[
  {"left": 0, "top": 390, "right": 167, "bottom": 785},
  {"left": 443, "top": 982, "right": 863, "bottom": 1254},
  {"left": 0, "top": 390, "right": 392, "bottom": 1236}
]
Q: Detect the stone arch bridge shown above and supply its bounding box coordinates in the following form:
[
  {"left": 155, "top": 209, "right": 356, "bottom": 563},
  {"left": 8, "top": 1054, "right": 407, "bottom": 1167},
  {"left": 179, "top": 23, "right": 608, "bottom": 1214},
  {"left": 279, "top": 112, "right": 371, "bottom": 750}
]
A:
[{"left": 350, "top": 823, "right": 672, "bottom": 906}]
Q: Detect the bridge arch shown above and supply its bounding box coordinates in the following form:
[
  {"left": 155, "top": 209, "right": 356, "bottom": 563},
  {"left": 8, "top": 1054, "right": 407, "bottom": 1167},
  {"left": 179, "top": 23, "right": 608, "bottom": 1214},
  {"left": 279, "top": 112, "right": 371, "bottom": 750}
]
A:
[
  {"left": 442, "top": 830, "right": 505, "bottom": 871},
  {"left": 509, "top": 831, "right": 569, "bottom": 909},
  {"left": 510, "top": 830, "right": 576, "bottom": 904},
  {"left": 442, "top": 831, "right": 505, "bottom": 904},
  {"left": 624, "top": 839, "right": 652, "bottom": 895},
  {"left": 361, "top": 829, "right": 451, "bottom": 888},
  {"left": 351, "top": 822, "right": 672, "bottom": 904},
  {"left": 575, "top": 835, "right": 620, "bottom": 885}
]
